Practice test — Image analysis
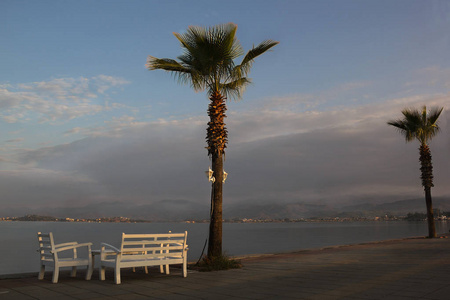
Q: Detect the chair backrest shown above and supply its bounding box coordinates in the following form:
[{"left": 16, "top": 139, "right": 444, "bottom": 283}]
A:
[{"left": 37, "top": 232, "right": 55, "bottom": 261}]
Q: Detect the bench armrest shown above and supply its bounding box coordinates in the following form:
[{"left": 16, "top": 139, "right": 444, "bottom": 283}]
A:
[
  {"left": 170, "top": 242, "right": 189, "bottom": 250},
  {"left": 101, "top": 243, "right": 121, "bottom": 253}
]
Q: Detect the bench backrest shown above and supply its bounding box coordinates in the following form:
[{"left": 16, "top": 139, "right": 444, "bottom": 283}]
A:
[{"left": 120, "top": 231, "right": 188, "bottom": 259}]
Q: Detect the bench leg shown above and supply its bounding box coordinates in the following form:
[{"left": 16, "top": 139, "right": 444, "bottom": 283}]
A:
[
  {"left": 159, "top": 265, "right": 164, "bottom": 274},
  {"left": 100, "top": 266, "right": 106, "bottom": 281},
  {"left": 165, "top": 265, "right": 169, "bottom": 275},
  {"left": 38, "top": 265, "right": 45, "bottom": 280},
  {"left": 183, "top": 255, "right": 188, "bottom": 277},
  {"left": 114, "top": 267, "right": 121, "bottom": 284},
  {"left": 183, "top": 262, "right": 187, "bottom": 278}
]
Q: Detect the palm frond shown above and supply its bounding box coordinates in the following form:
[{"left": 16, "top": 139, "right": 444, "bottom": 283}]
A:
[
  {"left": 146, "top": 56, "right": 188, "bottom": 72},
  {"left": 147, "top": 23, "right": 278, "bottom": 100},
  {"left": 387, "top": 119, "right": 415, "bottom": 142},
  {"left": 215, "top": 78, "right": 251, "bottom": 100},
  {"left": 427, "top": 106, "right": 444, "bottom": 126},
  {"left": 238, "top": 40, "right": 279, "bottom": 75},
  {"left": 147, "top": 56, "right": 206, "bottom": 90},
  {"left": 388, "top": 106, "right": 444, "bottom": 144},
  {"left": 424, "top": 106, "right": 443, "bottom": 141}
]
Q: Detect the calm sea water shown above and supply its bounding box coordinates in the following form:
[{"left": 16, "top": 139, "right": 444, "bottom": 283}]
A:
[{"left": 1, "top": 221, "right": 448, "bottom": 275}]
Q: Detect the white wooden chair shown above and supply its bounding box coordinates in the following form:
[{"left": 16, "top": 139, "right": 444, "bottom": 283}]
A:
[{"left": 37, "top": 232, "right": 93, "bottom": 283}]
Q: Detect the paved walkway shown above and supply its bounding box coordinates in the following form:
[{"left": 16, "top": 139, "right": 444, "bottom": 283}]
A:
[{"left": 1, "top": 235, "right": 450, "bottom": 299}]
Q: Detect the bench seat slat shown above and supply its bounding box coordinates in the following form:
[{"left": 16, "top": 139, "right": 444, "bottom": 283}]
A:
[
  {"left": 102, "top": 258, "right": 184, "bottom": 268},
  {"left": 121, "top": 252, "right": 184, "bottom": 259},
  {"left": 122, "top": 246, "right": 184, "bottom": 252},
  {"left": 125, "top": 233, "right": 184, "bottom": 239},
  {"left": 122, "top": 240, "right": 184, "bottom": 245}
]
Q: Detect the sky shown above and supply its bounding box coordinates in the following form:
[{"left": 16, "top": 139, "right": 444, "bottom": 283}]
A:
[{"left": 1, "top": 0, "right": 449, "bottom": 218}]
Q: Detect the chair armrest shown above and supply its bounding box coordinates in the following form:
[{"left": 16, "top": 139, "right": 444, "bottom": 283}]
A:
[
  {"left": 52, "top": 242, "right": 92, "bottom": 253},
  {"left": 55, "top": 242, "right": 78, "bottom": 248},
  {"left": 101, "top": 243, "right": 121, "bottom": 253}
]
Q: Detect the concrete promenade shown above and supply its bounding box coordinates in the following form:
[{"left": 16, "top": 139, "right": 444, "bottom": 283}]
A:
[{"left": 1, "top": 235, "right": 450, "bottom": 299}]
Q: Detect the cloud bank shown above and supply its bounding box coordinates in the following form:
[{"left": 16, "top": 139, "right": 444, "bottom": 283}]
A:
[
  {"left": 0, "top": 75, "right": 129, "bottom": 123},
  {"left": 1, "top": 91, "right": 448, "bottom": 218}
]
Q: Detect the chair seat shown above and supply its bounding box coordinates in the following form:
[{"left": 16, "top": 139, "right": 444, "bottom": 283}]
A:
[{"left": 42, "top": 257, "right": 90, "bottom": 265}]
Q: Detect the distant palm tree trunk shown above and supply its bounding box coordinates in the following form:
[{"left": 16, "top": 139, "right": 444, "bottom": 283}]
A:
[
  {"left": 424, "top": 188, "right": 436, "bottom": 238},
  {"left": 420, "top": 144, "right": 437, "bottom": 238}
]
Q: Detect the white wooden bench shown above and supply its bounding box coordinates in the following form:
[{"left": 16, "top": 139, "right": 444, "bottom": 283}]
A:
[
  {"left": 37, "top": 232, "right": 93, "bottom": 283},
  {"left": 99, "top": 232, "right": 188, "bottom": 284}
]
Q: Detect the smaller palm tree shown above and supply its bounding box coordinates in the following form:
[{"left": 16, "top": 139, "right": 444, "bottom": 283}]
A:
[{"left": 388, "top": 106, "right": 444, "bottom": 238}]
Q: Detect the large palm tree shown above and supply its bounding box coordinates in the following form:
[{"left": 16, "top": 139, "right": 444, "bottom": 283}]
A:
[
  {"left": 388, "top": 106, "right": 444, "bottom": 238},
  {"left": 147, "top": 23, "right": 278, "bottom": 257}
]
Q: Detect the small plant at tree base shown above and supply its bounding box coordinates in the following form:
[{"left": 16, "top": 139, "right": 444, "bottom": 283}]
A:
[{"left": 194, "top": 254, "right": 242, "bottom": 272}]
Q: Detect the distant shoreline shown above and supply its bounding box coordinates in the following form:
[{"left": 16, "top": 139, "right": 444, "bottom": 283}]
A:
[{"left": 2, "top": 214, "right": 449, "bottom": 223}]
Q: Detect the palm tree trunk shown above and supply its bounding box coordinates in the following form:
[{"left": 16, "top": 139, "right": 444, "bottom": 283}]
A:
[
  {"left": 206, "top": 91, "right": 227, "bottom": 258},
  {"left": 208, "top": 153, "right": 223, "bottom": 257},
  {"left": 424, "top": 187, "right": 437, "bottom": 238},
  {"left": 419, "top": 144, "right": 437, "bottom": 238}
]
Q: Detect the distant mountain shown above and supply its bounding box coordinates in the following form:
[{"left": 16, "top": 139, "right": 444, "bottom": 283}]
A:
[
  {"left": 224, "top": 202, "right": 338, "bottom": 219},
  {"left": 3, "top": 200, "right": 208, "bottom": 222},
  {"left": 3, "top": 197, "right": 450, "bottom": 221},
  {"left": 223, "top": 197, "right": 450, "bottom": 220},
  {"left": 339, "top": 197, "right": 450, "bottom": 217}
]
